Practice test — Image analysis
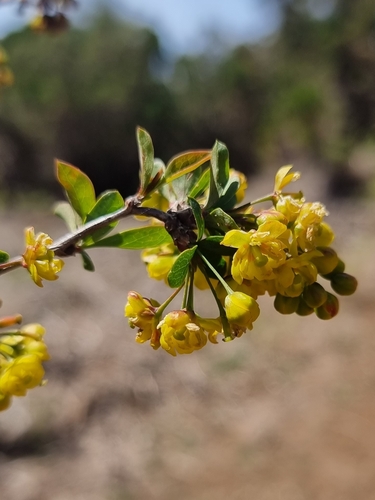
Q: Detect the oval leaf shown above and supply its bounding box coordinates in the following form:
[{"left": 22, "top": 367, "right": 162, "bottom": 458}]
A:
[
  {"left": 168, "top": 246, "right": 197, "bottom": 288},
  {"left": 56, "top": 160, "right": 96, "bottom": 220},
  {"left": 207, "top": 141, "right": 230, "bottom": 208},
  {"left": 188, "top": 197, "right": 205, "bottom": 240},
  {"left": 188, "top": 168, "right": 210, "bottom": 199},
  {"left": 137, "top": 127, "right": 155, "bottom": 195},
  {"left": 164, "top": 151, "right": 211, "bottom": 183},
  {"left": 83, "top": 190, "right": 124, "bottom": 245},
  {"left": 84, "top": 225, "right": 172, "bottom": 250},
  {"left": 209, "top": 207, "right": 239, "bottom": 231},
  {"left": 54, "top": 201, "right": 81, "bottom": 232},
  {"left": 81, "top": 250, "right": 95, "bottom": 272},
  {"left": 0, "top": 250, "right": 9, "bottom": 264},
  {"left": 198, "top": 236, "right": 235, "bottom": 257}
]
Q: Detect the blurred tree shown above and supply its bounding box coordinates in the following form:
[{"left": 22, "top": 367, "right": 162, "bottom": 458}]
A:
[
  {"left": 1, "top": 2, "right": 374, "bottom": 198},
  {"left": 0, "top": 12, "right": 183, "bottom": 196}
]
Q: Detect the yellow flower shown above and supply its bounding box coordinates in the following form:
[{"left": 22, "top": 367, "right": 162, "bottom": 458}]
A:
[
  {"left": 19, "top": 324, "right": 50, "bottom": 361},
  {"left": 274, "top": 165, "right": 300, "bottom": 193},
  {"left": 256, "top": 209, "right": 288, "bottom": 226},
  {"left": 222, "top": 220, "right": 288, "bottom": 284},
  {"left": 216, "top": 277, "right": 267, "bottom": 302},
  {"left": 275, "top": 195, "right": 304, "bottom": 223},
  {"left": 125, "top": 292, "right": 160, "bottom": 348},
  {"left": 0, "top": 354, "right": 45, "bottom": 397},
  {"left": 224, "top": 292, "right": 260, "bottom": 332},
  {"left": 157, "top": 310, "right": 207, "bottom": 356},
  {"left": 293, "top": 202, "right": 330, "bottom": 251},
  {"left": 141, "top": 243, "right": 178, "bottom": 283},
  {"left": 273, "top": 251, "right": 320, "bottom": 297},
  {"left": 22, "top": 227, "right": 64, "bottom": 287},
  {"left": 0, "top": 323, "right": 50, "bottom": 362},
  {"left": 197, "top": 316, "right": 223, "bottom": 344}
]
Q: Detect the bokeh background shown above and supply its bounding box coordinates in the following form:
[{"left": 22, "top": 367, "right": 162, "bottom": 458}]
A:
[{"left": 0, "top": 1, "right": 375, "bottom": 499}]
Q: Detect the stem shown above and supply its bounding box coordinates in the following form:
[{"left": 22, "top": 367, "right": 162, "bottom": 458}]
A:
[
  {"left": 156, "top": 284, "right": 184, "bottom": 318},
  {"left": 199, "top": 263, "right": 232, "bottom": 340},
  {"left": 185, "top": 266, "right": 195, "bottom": 311},
  {"left": 249, "top": 194, "right": 274, "bottom": 205},
  {"left": 197, "top": 250, "right": 233, "bottom": 296},
  {"left": 0, "top": 257, "right": 23, "bottom": 276},
  {"left": 50, "top": 196, "right": 171, "bottom": 257}
]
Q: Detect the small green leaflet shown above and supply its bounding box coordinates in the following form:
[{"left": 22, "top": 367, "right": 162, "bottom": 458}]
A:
[
  {"left": 209, "top": 207, "right": 239, "bottom": 231},
  {"left": 56, "top": 161, "right": 96, "bottom": 220},
  {"left": 0, "top": 250, "right": 9, "bottom": 263},
  {"left": 188, "top": 168, "right": 210, "bottom": 199},
  {"left": 188, "top": 197, "right": 204, "bottom": 240},
  {"left": 206, "top": 141, "right": 230, "bottom": 208},
  {"left": 81, "top": 250, "right": 95, "bottom": 271},
  {"left": 167, "top": 165, "right": 208, "bottom": 203},
  {"left": 84, "top": 225, "right": 172, "bottom": 250},
  {"left": 83, "top": 190, "right": 124, "bottom": 245},
  {"left": 168, "top": 246, "right": 197, "bottom": 288},
  {"left": 137, "top": 127, "right": 155, "bottom": 195},
  {"left": 54, "top": 201, "right": 81, "bottom": 232},
  {"left": 164, "top": 150, "right": 211, "bottom": 184},
  {"left": 198, "top": 236, "right": 236, "bottom": 257}
]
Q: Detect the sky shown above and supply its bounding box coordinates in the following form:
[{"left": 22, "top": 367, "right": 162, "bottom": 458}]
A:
[{"left": 0, "top": 0, "right": 281, "bottom": 54}]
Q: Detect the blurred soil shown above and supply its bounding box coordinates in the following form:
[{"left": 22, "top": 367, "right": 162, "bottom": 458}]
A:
[{"left": 0, "top": 171, "right": 374, "bottom": 500}]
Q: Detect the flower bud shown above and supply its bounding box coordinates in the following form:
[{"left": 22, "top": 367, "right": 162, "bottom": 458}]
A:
[
  {"left": 273, "top": 293, "right": 300, "bottom": 314},
  {"left": 296, "top": 298, "right": 314, "bottom": 316},
  {"left": 257, "top": 209, "right": 288, "bottom": 226},
  {"left": 302, "top": 282, "right": 327, "bottom": 308},
  {"left": 311, "top": 247, "right": 339, "bottom": 275},
  {"left": 322, "top": 259, "right": 346, "bottom": 279},
  {"left": 314, "top": 222, "right": 335, "bottom": 247},
  {"left": 0, "top": 393, "right": 11, "bottom": 411},
  {"left": 225, "top": 292, "right": 260, "bottom": 329},
  {"left": 315, "top": 292, "right": 339, "bottom": 320},
  {"left": 330, "top": 273, "right": 358, "bottom": 296}
]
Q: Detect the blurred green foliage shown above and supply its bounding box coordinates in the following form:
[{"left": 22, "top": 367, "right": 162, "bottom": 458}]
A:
[{"left": 1, "top": 0, "right": 375, "bottom": 198}]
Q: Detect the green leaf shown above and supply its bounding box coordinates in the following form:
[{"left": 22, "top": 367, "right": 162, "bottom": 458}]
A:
[
  {"left": 198, "top": 236, "right": 236, "bottom": 257},
  {"left": 188, "top": 197, "right": 205, "bottom": 240},
  {"left": 83, "top": 190, "right": 124, "bottom": 245},
  {"left": 0, "top": 251, "right": 9, "bottom": 264},
  {"left": 56, "top": 161, "right": 96, "bottom": 220},
  {"left": 167, "top": 165, "right": 210, "bottom": 203},
  {"left": 84, "top": 225, "right": 172, "bottom": 249},
  {"left": 217, "top": 178, "right": 240, "bottom": 212},
  {"left": 168, "top": 246, "right": 197, "bottom": 288},
  {"left": 207, "top": 141, "right": 230, "bottom": 207},
  {"left": 209, "top": 207, "right": 239, "bottom": 231},
  {"left": 54, "top": 201, "right": 81, "bottom": 232},
  {"left": 81, "top": 250, "right": 95, "bottom": 271},
  {"left": 137, "top": 127, "right": 155, "bottom": 195},
  {"left": 188, "top": 168, "right": 210, "bottom": 199},
  {"left": 164, "top": 150, "right": 211, "bottom": 183}
]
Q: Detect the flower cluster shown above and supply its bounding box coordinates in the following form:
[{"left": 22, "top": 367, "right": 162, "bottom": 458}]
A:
[
  {"left": 0, "top": 318, "right": 49, "bottom": 411},
  {"left": 125, "top": 292, "right": 222, "bottom": 356},
  {"left": 128, "top": 165, "right": 357, "bottom": 355}
]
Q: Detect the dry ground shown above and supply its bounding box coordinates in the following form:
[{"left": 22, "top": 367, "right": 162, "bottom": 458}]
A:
[{"left": 0, "top": 172, "right": 374, "bottom": 500}]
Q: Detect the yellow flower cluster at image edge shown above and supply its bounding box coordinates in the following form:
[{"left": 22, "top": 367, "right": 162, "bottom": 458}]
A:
[
  {"left": 125, "top": 292, "right": 221, "bottom": 356},
  {"left": 0, "top": 323, "right": 50, "bottom": 411},
  {"left": 22, "top": 227, "right": 64, "bottom": 287},
  {"left": 126, "top": 165, "right": 357, "bottom": 355}
]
